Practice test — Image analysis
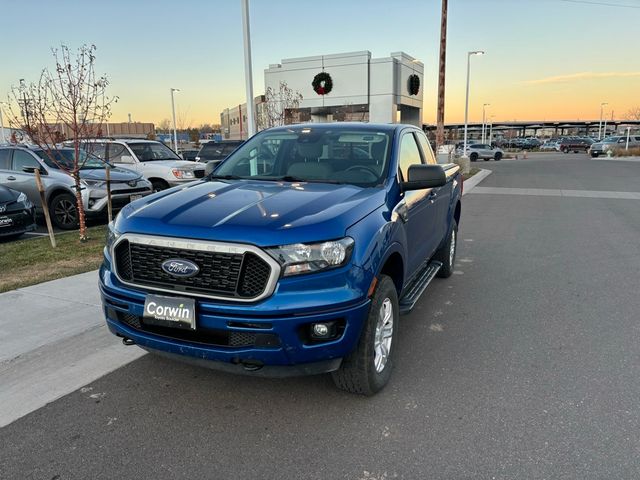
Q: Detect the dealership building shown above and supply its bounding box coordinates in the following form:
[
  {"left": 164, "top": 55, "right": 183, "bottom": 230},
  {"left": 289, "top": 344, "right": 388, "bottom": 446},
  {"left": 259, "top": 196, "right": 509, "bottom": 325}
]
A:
[{"left": 221, "top": 50, "right": 424, "bottom": 140}]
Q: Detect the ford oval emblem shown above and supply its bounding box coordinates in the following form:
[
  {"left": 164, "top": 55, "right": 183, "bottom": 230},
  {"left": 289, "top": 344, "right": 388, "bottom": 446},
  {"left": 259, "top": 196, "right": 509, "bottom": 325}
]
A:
[{"left": 161, "top": 259, "right": 200, "bottom": 278}]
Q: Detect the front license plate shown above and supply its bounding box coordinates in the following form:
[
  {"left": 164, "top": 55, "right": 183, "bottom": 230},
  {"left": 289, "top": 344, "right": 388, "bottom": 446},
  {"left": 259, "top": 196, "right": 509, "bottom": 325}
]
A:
[
  {"left": 130, "top": 194, "right": 143, "bottom": 202},
  {"left": 0, "top": 216, "right": 13, "bottom": 228},
  {"left": 143, "top": 294, "right": 196, "bottom": 330}
]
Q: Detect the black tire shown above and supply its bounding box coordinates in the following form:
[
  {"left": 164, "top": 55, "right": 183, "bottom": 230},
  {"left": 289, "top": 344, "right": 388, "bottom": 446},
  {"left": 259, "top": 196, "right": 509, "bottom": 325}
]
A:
[
  {"left": 433, "top": 219, "right": 458, "bottom": 278},
  {"left": 151, "top": 179, "right": 169, "bottom": 192},
  {"left": 470, "top": 153, "right": 478, "bottom": 162},
  {"left": 591, "top": 151, "right": 599, "bottom": 158},
  {"left": 494, "top": 152, "right": 502, "bottom": 161},
  {"left": 332, "top": 275, "right": 399, "bottom": 396},
  {"left": 49, "top": 193, "right": 79, "bottom": 230}
]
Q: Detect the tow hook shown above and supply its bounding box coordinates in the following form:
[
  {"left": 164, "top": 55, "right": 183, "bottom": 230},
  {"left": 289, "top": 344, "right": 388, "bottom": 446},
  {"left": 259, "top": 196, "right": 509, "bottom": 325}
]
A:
[{"left": 122, "top": 337, "right": 135, "bottom": 346}]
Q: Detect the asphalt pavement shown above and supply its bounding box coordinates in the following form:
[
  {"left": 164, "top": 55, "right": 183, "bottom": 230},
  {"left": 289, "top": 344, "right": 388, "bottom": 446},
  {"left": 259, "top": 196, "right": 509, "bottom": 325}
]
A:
[{"left": 2, "top": 153, "right": 640, "bottom": 479}]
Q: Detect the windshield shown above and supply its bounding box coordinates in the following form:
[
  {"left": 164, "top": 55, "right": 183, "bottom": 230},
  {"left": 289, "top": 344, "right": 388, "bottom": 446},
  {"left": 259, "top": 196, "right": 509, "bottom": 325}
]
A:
[
  {"left": 602, "top": 137, "right": 620, "bottom": 143},
  {"left": 36, "top": 149, "right": 107, "bottom": 169},
  {"left": 128, "top": 142, "right": 181, "bottom": 161},
  {"left": 214, "top": 127, "right": 392, "bottom": 187}
]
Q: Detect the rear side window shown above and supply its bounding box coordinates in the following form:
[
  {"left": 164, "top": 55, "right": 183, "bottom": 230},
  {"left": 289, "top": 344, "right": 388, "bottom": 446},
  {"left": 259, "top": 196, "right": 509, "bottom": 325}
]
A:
[
  {"left": 12, "top": 150, "right": 40, "bottom": 171},
  {"left": 0, "top": 149, "right": 11, "bottom": 169},
  {"left": 414, "top": 133, "right": 437, "bottom": 165},
  {"left": 108, "top": 143, "right": 131, "bottom": 162},
  {"left": 200, "top": 143, "right": 225, "bottom": 159}
]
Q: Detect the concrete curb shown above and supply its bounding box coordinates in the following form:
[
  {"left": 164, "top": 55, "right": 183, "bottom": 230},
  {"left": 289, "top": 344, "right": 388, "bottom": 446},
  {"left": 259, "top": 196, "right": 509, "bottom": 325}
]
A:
[
  {"left": 592, "top": 156, "right": 640, "bottom": 163},
  {"left": 463, "top": 169, "right": 492, "bottom": 196}
]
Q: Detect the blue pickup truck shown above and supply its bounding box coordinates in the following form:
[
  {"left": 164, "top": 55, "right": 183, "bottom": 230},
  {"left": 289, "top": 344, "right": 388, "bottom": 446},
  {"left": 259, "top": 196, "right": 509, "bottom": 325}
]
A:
[{"left": 100, "top": 123, "right": 462, "bottom": 395}]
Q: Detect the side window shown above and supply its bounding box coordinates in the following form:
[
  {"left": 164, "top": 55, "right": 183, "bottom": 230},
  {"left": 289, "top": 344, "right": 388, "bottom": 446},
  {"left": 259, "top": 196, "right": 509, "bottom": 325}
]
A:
[
  {"left": 108, "top": 143, "right": 132, "bottom": 163},
  {"left": 0, "top": 149, "right": 11, "bottom": 170},
  {"left": 398, "top": 133, "right": 422, "bottom": 181},
  {"left": 415, "top": 132, "right": 437, "bottom": 165},
  {"left": 12, "top": 150, "right": 40, "bottom": 172}
]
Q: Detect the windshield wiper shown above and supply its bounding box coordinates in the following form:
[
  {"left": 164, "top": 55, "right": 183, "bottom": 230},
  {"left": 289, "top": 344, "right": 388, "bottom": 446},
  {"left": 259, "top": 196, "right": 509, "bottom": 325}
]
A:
[
  {"left": 268, "top": 175, "right": 342, "bottom": 184},
  {"left": 209, "top": 174, "right": 244, "bottom": 180}
]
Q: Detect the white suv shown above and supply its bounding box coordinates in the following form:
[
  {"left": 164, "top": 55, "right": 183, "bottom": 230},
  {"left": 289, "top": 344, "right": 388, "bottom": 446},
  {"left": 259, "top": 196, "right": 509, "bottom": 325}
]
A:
[{"left": 81, "top": 139, "right": 206, "bottom": 191}]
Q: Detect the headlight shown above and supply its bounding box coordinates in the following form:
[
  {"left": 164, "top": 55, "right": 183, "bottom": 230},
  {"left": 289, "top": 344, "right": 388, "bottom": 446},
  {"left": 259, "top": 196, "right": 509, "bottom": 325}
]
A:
[
  {"left": 81, "top": 179, "right": 105, "bottom": 188},
  {"left": 267, "top": 237, "right": 354, "bottom": 276},
  {"left": 17, "top": 192, "right": 28, "bottom": 204},
  {"left": 172, "top": 169, "right": 195, "bottom": 179},
  {"left": 105, "top": 221, "right": 121, "bottom": 250}
]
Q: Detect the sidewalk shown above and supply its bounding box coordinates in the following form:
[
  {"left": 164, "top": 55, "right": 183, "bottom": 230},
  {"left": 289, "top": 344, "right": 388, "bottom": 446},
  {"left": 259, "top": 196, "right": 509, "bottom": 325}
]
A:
[{"left": 0, "top": 271, "right": 145, "bottom": 428}]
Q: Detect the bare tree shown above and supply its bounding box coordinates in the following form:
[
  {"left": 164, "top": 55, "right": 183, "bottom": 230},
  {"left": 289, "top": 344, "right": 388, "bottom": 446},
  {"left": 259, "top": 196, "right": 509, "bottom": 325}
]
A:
[
  {"left": 158, "top": 118, "right": 172, "bottom": 132},
  {"left": 5, "top": 44, "right": 117, "bottom": 241},
  {"left": 258, "top": 81, "right": 303, "bottom": 129},
  {"left": 625, "top": 106, "right": 640, "bottom": 121}
]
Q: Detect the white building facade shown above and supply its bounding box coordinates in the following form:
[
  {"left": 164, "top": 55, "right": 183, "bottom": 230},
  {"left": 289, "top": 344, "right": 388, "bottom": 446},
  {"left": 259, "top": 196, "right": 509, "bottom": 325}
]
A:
[{"left": 221, "top": 51, "right": 424, "bottom": 140}]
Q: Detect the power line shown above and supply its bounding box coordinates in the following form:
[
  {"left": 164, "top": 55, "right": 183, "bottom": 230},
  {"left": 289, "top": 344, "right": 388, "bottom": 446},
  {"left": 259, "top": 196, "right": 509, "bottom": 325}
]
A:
[{"left": 558, "top": 0, "right": 640, "bottom": 9}]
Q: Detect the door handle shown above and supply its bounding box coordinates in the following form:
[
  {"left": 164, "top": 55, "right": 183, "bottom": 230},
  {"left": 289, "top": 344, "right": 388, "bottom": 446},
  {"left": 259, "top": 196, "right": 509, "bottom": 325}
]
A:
[{"left": 7, "top": 176, "right": 16, "bottom": 181}]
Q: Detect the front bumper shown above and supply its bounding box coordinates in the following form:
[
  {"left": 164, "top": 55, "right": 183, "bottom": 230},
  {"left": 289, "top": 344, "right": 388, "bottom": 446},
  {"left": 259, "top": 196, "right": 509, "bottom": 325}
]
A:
[
  {"left": 0, "top": 207, "right": 36, "bottom": 237},
  {"left": 99, "top": 263, "right": 371, "bottom": 376},
  {"left": 84, "top": 187, "right": 153, "bottom": 215}
]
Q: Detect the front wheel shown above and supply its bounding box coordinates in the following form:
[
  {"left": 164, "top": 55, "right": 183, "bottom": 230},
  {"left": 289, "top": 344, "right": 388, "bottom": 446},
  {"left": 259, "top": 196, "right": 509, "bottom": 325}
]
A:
[
  {"left": 591, "top": 151, "right": 599, "bottom": 158},
  {"left": 470, "top": 153, "right": 478, "bottom": 162},
  {"left": 494, "top": 152, "right": 502, "bottom": 161},
  {"left": 332, "top": 275, "right": 399, "bottom": 396},
  {"left": 49, "top": 193, "right": 79, "bottom": 230},
  {"left": 563, "top": 147, "right": 569, "bottom": 154}
]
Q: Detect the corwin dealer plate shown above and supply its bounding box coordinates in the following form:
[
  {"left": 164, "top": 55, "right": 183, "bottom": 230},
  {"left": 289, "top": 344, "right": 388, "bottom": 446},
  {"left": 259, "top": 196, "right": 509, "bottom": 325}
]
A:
[{"left": 143, "top": 294, "right": 196, "bottom": 330}]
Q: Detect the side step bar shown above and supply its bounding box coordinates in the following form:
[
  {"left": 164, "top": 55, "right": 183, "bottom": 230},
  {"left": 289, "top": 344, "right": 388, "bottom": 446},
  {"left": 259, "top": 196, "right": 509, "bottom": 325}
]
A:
[{"left": 399, "top": 261, "right": 442, "bottom": 315}]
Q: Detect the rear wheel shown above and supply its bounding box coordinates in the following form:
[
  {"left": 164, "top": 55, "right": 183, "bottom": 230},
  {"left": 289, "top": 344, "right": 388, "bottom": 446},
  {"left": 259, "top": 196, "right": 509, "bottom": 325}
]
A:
[
  {"left": 470, "top": 153, "right": 478, "bottom": 162},
  {"left": 50, "top": 193, "right": 79, "bottom": 230},
  {"left": 494, "top": 152, "right": 502, "bottom": 161},
  {"left": 433, "top": 219, "right": 458, "bottom": 278},
  {"left": 332, "top": 275, "right": 398, "bottom": 396}
]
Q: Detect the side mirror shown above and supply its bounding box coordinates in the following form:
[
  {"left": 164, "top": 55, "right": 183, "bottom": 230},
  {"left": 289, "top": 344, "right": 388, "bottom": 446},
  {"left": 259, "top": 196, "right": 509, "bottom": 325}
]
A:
[
  {"left": 402, "top": 164, "right": 446, "bottom": 191},
  {"left": 118, "top": 155, "right": 134, "bottom": 164},
  {"left": 205, "top": 161, "right": 217, "bottom": 176}
]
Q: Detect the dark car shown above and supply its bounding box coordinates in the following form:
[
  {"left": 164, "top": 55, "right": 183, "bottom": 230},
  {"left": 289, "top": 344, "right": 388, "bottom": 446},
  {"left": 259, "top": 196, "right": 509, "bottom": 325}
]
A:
[
  {"left": 0, "top": 184, "right": 36, "bottom": 239},
  {"left": 557, "top": 137, "right": 591, "bottom": 153},
  {"left": 179, "top": 149, "right": 200, "bottom": 161},
  {"left": 195, "top": 141, "right": 243, "bottom": 167}
]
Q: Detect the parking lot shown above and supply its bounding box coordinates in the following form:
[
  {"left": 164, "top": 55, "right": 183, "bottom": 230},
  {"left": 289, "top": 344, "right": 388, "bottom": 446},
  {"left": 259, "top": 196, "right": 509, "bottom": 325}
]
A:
[{"left": 2, "top": 153, "right": 640, "bottom": 479}]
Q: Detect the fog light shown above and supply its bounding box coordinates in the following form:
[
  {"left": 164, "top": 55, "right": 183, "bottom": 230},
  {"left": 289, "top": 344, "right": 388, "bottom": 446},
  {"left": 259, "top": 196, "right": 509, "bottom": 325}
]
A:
[
  {"left": 88, "top": 199, "right": 96, "bottom": 207},
  {"left": 313, "top": 323, "right": 330, "bottom": 337}
]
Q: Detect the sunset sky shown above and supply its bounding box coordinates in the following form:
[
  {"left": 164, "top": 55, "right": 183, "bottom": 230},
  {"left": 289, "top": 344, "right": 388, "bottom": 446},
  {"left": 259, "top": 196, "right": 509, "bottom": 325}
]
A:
[{"left": 2, "top": 0, "right": 639, "bottom": 127}]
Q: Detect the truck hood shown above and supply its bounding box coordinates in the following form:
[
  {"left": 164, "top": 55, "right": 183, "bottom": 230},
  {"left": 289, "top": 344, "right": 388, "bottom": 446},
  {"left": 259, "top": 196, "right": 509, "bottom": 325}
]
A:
[
  {"left": 140, "top": 160, "right": 204, "bottom": 170},
  {"left": 117, "top": 180, "right": 386, "bottom": 246}
]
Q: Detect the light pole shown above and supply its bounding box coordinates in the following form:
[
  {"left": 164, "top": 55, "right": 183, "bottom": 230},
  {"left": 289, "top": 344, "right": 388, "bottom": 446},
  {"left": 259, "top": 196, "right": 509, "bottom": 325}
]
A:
[
  {"left": 488, "top": 116, "right": 494, "bottom": 145},
  {"left": 481, "top": 103, "right": 490, "bottom": 143},
  {"left": 598, "top": 102, "right": 607, "bottom": 139},
  {"left": 463, "top": 51, "right": 485, "bottom": 160},
  {"left": 625, "top": 126, "right": 631, "bottom": 150},
  {"left": 241, "top": 0, "right": 256, "bottom": 138},
  {"left": 0, "top": 103, "right": 6, "bottom": 144},
  {"left": 170, "top": 88, "right": 180, "bottom": 152}
]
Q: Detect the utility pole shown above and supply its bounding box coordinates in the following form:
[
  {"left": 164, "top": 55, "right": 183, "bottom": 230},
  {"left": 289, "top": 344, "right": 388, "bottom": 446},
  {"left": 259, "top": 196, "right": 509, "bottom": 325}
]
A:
[
  {"left": 435, "top": 0, "right": 448, "bottom": 148},
  {"left": 241, "top": 0, "right": 256, "bottom": 138},
  {"left": 170, "top": 88, "right": 180, "bottom": 152}
]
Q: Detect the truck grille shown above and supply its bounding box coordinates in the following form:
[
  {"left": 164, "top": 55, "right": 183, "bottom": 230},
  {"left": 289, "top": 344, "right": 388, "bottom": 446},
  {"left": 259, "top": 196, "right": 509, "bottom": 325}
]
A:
[{"left": 113, "top": 237, "right": 274, "bottom": 300}]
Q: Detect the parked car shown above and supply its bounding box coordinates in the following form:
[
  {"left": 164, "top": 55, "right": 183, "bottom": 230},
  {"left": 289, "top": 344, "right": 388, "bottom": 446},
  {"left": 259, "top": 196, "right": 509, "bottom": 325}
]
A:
[
  {"left": 556, "top": 137, "right": 591, "bottom": 153},
  {"left": 590, "top": 136, "right": 640, "bottom": 157},
  {"left": 0, "top": 146, "right": 152, "bottom": 229},
  {"left": 179, "top": 149, "right": 199, "bottom": 161},
  {"left": 457, "top": 143, "right": 503, "bottom": 161},
  {"left": 101, "top": 123, "right": 462, "bottom": 395},
  {"left": 540, "top": 140, "right": 559, "bottom": 151},
  {"left": 79, "top": 139, "right": 206, "bottom": 192},
  {"left": 522, "top": 138, "right": 541, "bottom": 149},
  {"left": 195, "top": 140, "right": 244, "bottom": 167},
  {"left": 0, "top": 184, "right": 36, "bottom": 239}
]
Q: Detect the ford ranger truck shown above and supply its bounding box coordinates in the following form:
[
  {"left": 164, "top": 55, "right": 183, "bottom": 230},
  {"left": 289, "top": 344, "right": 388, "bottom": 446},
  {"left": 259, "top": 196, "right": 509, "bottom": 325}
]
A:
[{"left": 100, "top": 123, "right": 462, "bottom": 395}]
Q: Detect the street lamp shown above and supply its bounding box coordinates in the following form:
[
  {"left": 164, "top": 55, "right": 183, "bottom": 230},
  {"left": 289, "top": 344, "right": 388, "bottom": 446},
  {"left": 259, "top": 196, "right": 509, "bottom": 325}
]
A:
[
  {"left": 481, "top": 103, "right": 490, "bottom": 143},
  {"left": 241, "top": 0, "right": 256, "bottom": 138},
  {"left": 598, "top": 102, "right": 607, "bottom": 139},
  {"left": 463, "top": 51, "right": 485, "bottom": 158},
  {"left": 170, "top": 88, "right": 180, "bottom": 152},
  {"left": 0, "top": 102, "right": 6, "bottom": 144}
]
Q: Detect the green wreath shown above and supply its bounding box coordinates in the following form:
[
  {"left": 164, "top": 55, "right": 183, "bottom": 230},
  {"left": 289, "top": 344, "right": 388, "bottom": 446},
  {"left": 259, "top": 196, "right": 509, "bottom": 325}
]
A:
[
  {"left": 312, "top": 72, "right": 333, "bottom": 96},
  {"left": 408, "top": 74, "right": 420, "bottom": 96}
]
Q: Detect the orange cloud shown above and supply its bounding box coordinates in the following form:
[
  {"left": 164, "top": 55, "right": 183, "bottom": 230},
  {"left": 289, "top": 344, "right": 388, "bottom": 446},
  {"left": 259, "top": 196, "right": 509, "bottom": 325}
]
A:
[{"left": 525, "top": 71, "right": 640, "bottom": 85}]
